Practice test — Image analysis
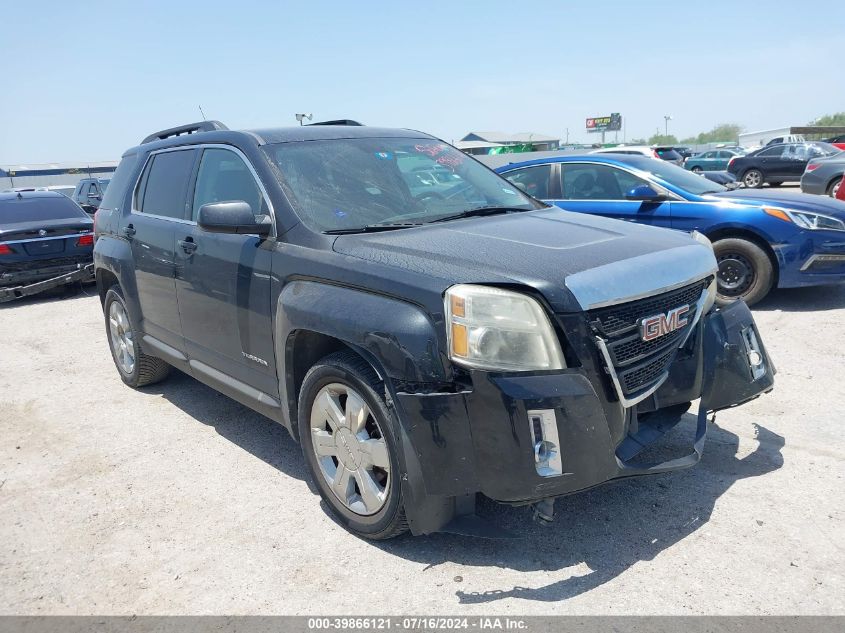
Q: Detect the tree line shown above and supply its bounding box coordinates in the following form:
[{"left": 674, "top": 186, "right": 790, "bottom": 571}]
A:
[{"left": 628, "top": 112, "right": 845, "bottom": 146}]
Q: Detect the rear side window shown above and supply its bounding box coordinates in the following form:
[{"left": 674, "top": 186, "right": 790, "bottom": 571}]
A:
[
  {"left": 136, "top": 150, "right": 197, "bottom": 219},
  {"left": 99, "top": 156, "right": 137, "bottom": 211},
  {"left": 191, "top": 148, "right": 268, "bottom": 220},
  {"left": 0, "top": 195, "right": 89, "bottom": 225},
  {"left": 502, "top": 164, "right": 552, "bottom": 199}
]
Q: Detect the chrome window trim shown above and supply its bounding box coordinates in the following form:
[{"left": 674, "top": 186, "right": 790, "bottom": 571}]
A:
[
  {"left": 0, "top": 232, "right": 92, "bottom": 245},
  {"left": 130, "top": 144, "right": 277, "bottom": 236}
]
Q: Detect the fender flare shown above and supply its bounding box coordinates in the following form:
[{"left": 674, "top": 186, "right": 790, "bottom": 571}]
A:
[
  {"left": 94, "top": 237, "right": 142, "bottom": 325},
  {"left": 274, "top": 280, "right": 449, "bottom": 426}
]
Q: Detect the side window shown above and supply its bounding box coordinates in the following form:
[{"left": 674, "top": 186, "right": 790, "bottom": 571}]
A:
[
  {"left": 758, "top": 146, "right": 782, "bottom": 158},
  {"left": 192, "top": 148, "right": 267, "bottom": 220},
  {"left": 502, "top": 164, "right": 552, "bottom": 199},
  {"left": 136, "top": 150, "right": 196, "bottom": 219},
  {"left": 87, "top": 183, "right": 98, "bottom": 197},
  {"left": 700, "top": 151, "right": 715, "bottom": 159},
  {"left": 561, "top": 164, "right": 646, "bottom": 200}
]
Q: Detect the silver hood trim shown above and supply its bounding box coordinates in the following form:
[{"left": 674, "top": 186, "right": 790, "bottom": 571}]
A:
[{"left": 564, "top": 243, "right": 718, "bottom": 311}]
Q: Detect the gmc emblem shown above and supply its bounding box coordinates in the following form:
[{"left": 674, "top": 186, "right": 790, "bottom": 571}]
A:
[{"left": 640, "top": 305, "right": 690, "bottom": 341}]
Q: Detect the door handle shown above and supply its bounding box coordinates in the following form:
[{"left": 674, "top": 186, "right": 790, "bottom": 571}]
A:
[
  {"left": 123, "top": 224, "right": 136, "bottom": 239},
  {"left": 178, "top": 237, "right": 197, "bottom": 254}
]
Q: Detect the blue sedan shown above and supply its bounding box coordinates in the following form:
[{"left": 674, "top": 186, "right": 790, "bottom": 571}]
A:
[{"left": 492, "top": 153, "right": 845, "bottom": 305}]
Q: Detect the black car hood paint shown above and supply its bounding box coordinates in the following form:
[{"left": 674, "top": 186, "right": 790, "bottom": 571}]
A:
[
  {"left": 333, "top": 208, "right": 714, "bottom": 313},
  {"left": 709, "top": 189, "right": 845, "bottom": 218}
]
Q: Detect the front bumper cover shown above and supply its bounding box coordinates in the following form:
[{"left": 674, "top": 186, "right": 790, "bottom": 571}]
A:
[{"left": 394, "top": 300, "right": 774, "bottom": 535}]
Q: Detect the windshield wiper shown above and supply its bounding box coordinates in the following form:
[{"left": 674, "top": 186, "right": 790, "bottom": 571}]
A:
[
  {"left": 323, "top": 222, "right": 424, "bottom": 235},
  {"left": 428, "top": 206, "right": 531, "bottom": 224}
]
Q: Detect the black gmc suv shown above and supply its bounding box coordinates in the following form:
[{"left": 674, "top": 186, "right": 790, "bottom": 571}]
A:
[{"left": 93, "top": 121, "right": 774, "bottom": 539}]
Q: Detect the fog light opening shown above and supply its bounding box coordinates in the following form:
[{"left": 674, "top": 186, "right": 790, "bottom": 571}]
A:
[
  {"left": 741, "top": 326, "right": 767, "bottom": 381},
  {"left": 527, "top": 409, "right": 563, "bottom": 477}
]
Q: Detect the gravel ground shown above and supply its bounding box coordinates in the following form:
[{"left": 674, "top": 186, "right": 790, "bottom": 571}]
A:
[{"left": 0, "top": 282, "right": 843, "bottom": 615}]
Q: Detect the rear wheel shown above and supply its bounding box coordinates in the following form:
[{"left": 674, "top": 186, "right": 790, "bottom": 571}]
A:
[
  {"left": 828, "top": 178, "right": 842, "bottom": 197},
  {"left": 104, "top": 286, "right": 171, "bottom": 387},
  {"left": 742, "top": 169, "right": 763, "bottom": 188},
  {"left": 712, "top": 238, "right": 774, "bottom": 307},
  {"left": 298, "top": 351, "right": 408, "bottom": 540}
]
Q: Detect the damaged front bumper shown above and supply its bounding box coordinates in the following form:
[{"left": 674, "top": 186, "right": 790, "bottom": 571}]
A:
[{"left": 393, "top": 300, "right": 774, "bottom": 536}]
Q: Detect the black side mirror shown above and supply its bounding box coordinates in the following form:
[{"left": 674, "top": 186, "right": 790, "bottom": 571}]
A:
[
  {"left": 625, "top": 184, "right": 665, "bottom": 202},
  {"left": 197, "top": 201, "right": 271, "bottom": 236}
]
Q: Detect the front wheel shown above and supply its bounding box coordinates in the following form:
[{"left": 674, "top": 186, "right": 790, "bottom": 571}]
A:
[
  {"left": 712, "top": 238, "right": 774, "bottom": 307},
  {"left": 298, "top": 351, "right": 408, "bottom": 540},
  {"left": 691, "top": 166, "right": 703, "bottom": 173},
  {"left": 828, "top": 178, "right": 842, "bottom": 197},
  {"left": 742, "top": 169, "right": 763, "bottom": 188}
]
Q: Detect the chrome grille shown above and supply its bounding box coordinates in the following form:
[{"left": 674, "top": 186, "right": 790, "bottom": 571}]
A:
[{"left": 588, "top": 278, "right": 710, "bottom": 400}]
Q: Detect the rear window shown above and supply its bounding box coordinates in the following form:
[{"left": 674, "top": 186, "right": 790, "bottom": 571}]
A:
[
  {"left": 99, "top": 156, "right": 138, "bottom": 211},
  {"left": 655, "top": 148, "right": 682, "bottom": 161},
  {"left": 0, "top": 195, "right": 89, "bottom": 225}
]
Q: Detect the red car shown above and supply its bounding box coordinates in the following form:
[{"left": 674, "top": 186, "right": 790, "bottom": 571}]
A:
[
  {"left": 836, "top": 174, "right": 845, "bottom": 200},
  {"left": 826, "top": 135, "right": 845, "bottom": 151}
]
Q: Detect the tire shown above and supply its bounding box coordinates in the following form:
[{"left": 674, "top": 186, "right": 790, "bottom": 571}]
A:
[
  {"left": 742, "top": 169, "right": 763, "bottom": 188},
  {"left": 691, "top": 166, "right": 703, "bottom": 173},
  {"left": 104, "top": 286, "right": 171, "bottom": 388},
  {"left": 712, "top": 238, "right": 774, "bottom": 307},
  {"left": 828, "top": 178, "right": 842, "bottom": 198},
  {"left": 298, "top": 351, "right": 408, "bottom": 540},
  {"left": 768, "top": 181, "right": 783, "bottom": 187}
]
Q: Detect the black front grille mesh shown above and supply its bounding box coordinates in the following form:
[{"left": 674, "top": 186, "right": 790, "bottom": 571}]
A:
[
  {"left": 588, "top": 278, "right": 710, "bottom": 397},
  {"left": 589, "top": 280, "right": 709, "bottom": 337}
]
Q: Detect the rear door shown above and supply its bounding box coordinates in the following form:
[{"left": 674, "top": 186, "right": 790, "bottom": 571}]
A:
[
  {"left": 549, "top": 162, "right": 673, "bottom": 228},
  {"left": 126, "top": 148, "right": 198, "bottom": 350},
  {"left": 174, "top": 146, "right": 277, "bottom": 397},
  {"left": 756, "top": 145, "right": 790, "bottom": 180}
]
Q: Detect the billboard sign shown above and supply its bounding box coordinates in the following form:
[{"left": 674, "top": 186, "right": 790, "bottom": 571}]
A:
[{"left": 586, "top": 113, "right": 622, "bottom": 132}]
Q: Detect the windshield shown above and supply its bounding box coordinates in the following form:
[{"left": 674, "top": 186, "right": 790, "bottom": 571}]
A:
[
  {"left": 627, "top": 157, "right": 728, "bottom": 195},
  {"left": 263, "top": 138, "right": 542, "bottom": 232}
]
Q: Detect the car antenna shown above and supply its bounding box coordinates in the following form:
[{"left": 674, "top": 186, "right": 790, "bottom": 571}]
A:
[{"left": 198, "top": 105, "right": 207, "bottom": 121}]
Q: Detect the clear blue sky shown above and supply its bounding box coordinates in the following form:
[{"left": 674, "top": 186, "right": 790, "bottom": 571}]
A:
[{"left": 2, "top": 0, "right": 843, "bottom": 163}]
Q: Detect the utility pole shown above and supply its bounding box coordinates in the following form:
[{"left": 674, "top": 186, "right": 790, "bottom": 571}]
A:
[{"left": 664, "top": 115, "right": 672, "bottom": 137}]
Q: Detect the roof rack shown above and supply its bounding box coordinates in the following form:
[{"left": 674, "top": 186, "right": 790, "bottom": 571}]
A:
[
  {"left": 306, "top": 119, "right": 364, "bottom": 126},
  {"left": 141, "top": 120, "right": 228, "bottom": 145}
]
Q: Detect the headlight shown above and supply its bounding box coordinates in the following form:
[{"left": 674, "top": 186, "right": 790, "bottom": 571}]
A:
[
  {"left": 445, "top": 284, "right": 566, "bottom": 371},
  {"left": 764, "top": 207, "right": 845, "bottom": 232}
]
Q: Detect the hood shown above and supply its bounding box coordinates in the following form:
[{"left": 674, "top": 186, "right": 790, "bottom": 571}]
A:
[
  {"left": 709, "top": 189, "right": 845, "bottom": 218},
  {"left": 333, "top": 208, "right": 716, "bottom": 312}
]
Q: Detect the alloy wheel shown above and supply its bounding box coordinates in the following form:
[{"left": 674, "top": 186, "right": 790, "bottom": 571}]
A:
[
  {"left": 743, "top": 170, "right": 762, "bottom": 188},
  {"left": 108, "top": 300, "right": 136, "bottom": 374},
  {"left": 310, "top": 383, "right": 390, "bottom": 516}
]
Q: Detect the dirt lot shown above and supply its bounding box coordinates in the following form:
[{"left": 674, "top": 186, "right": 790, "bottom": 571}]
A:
[{"left": 1, "top": 281, "right": 843, "bottom": 615}]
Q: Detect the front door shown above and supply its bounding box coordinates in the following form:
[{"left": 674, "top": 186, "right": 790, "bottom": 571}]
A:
[
  {"left": 174, "top": 147, "right": 277, "bottom": 397},
  {"left": 125, "top": 148, "right": 198, "bottom": 350},
  {"left": 549, "top": 162, "right": 673, "bottom": 228}
]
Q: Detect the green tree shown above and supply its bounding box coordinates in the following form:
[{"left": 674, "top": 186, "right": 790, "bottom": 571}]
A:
[
  {"left": 684, "top": 123, "right": 742, "bottom": 144},
  {"left": 647, "top": 133, "right": 678, "bottom": 145},
  {"left": 809, "top": 112, "right": 845, "bottom": 127}
]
